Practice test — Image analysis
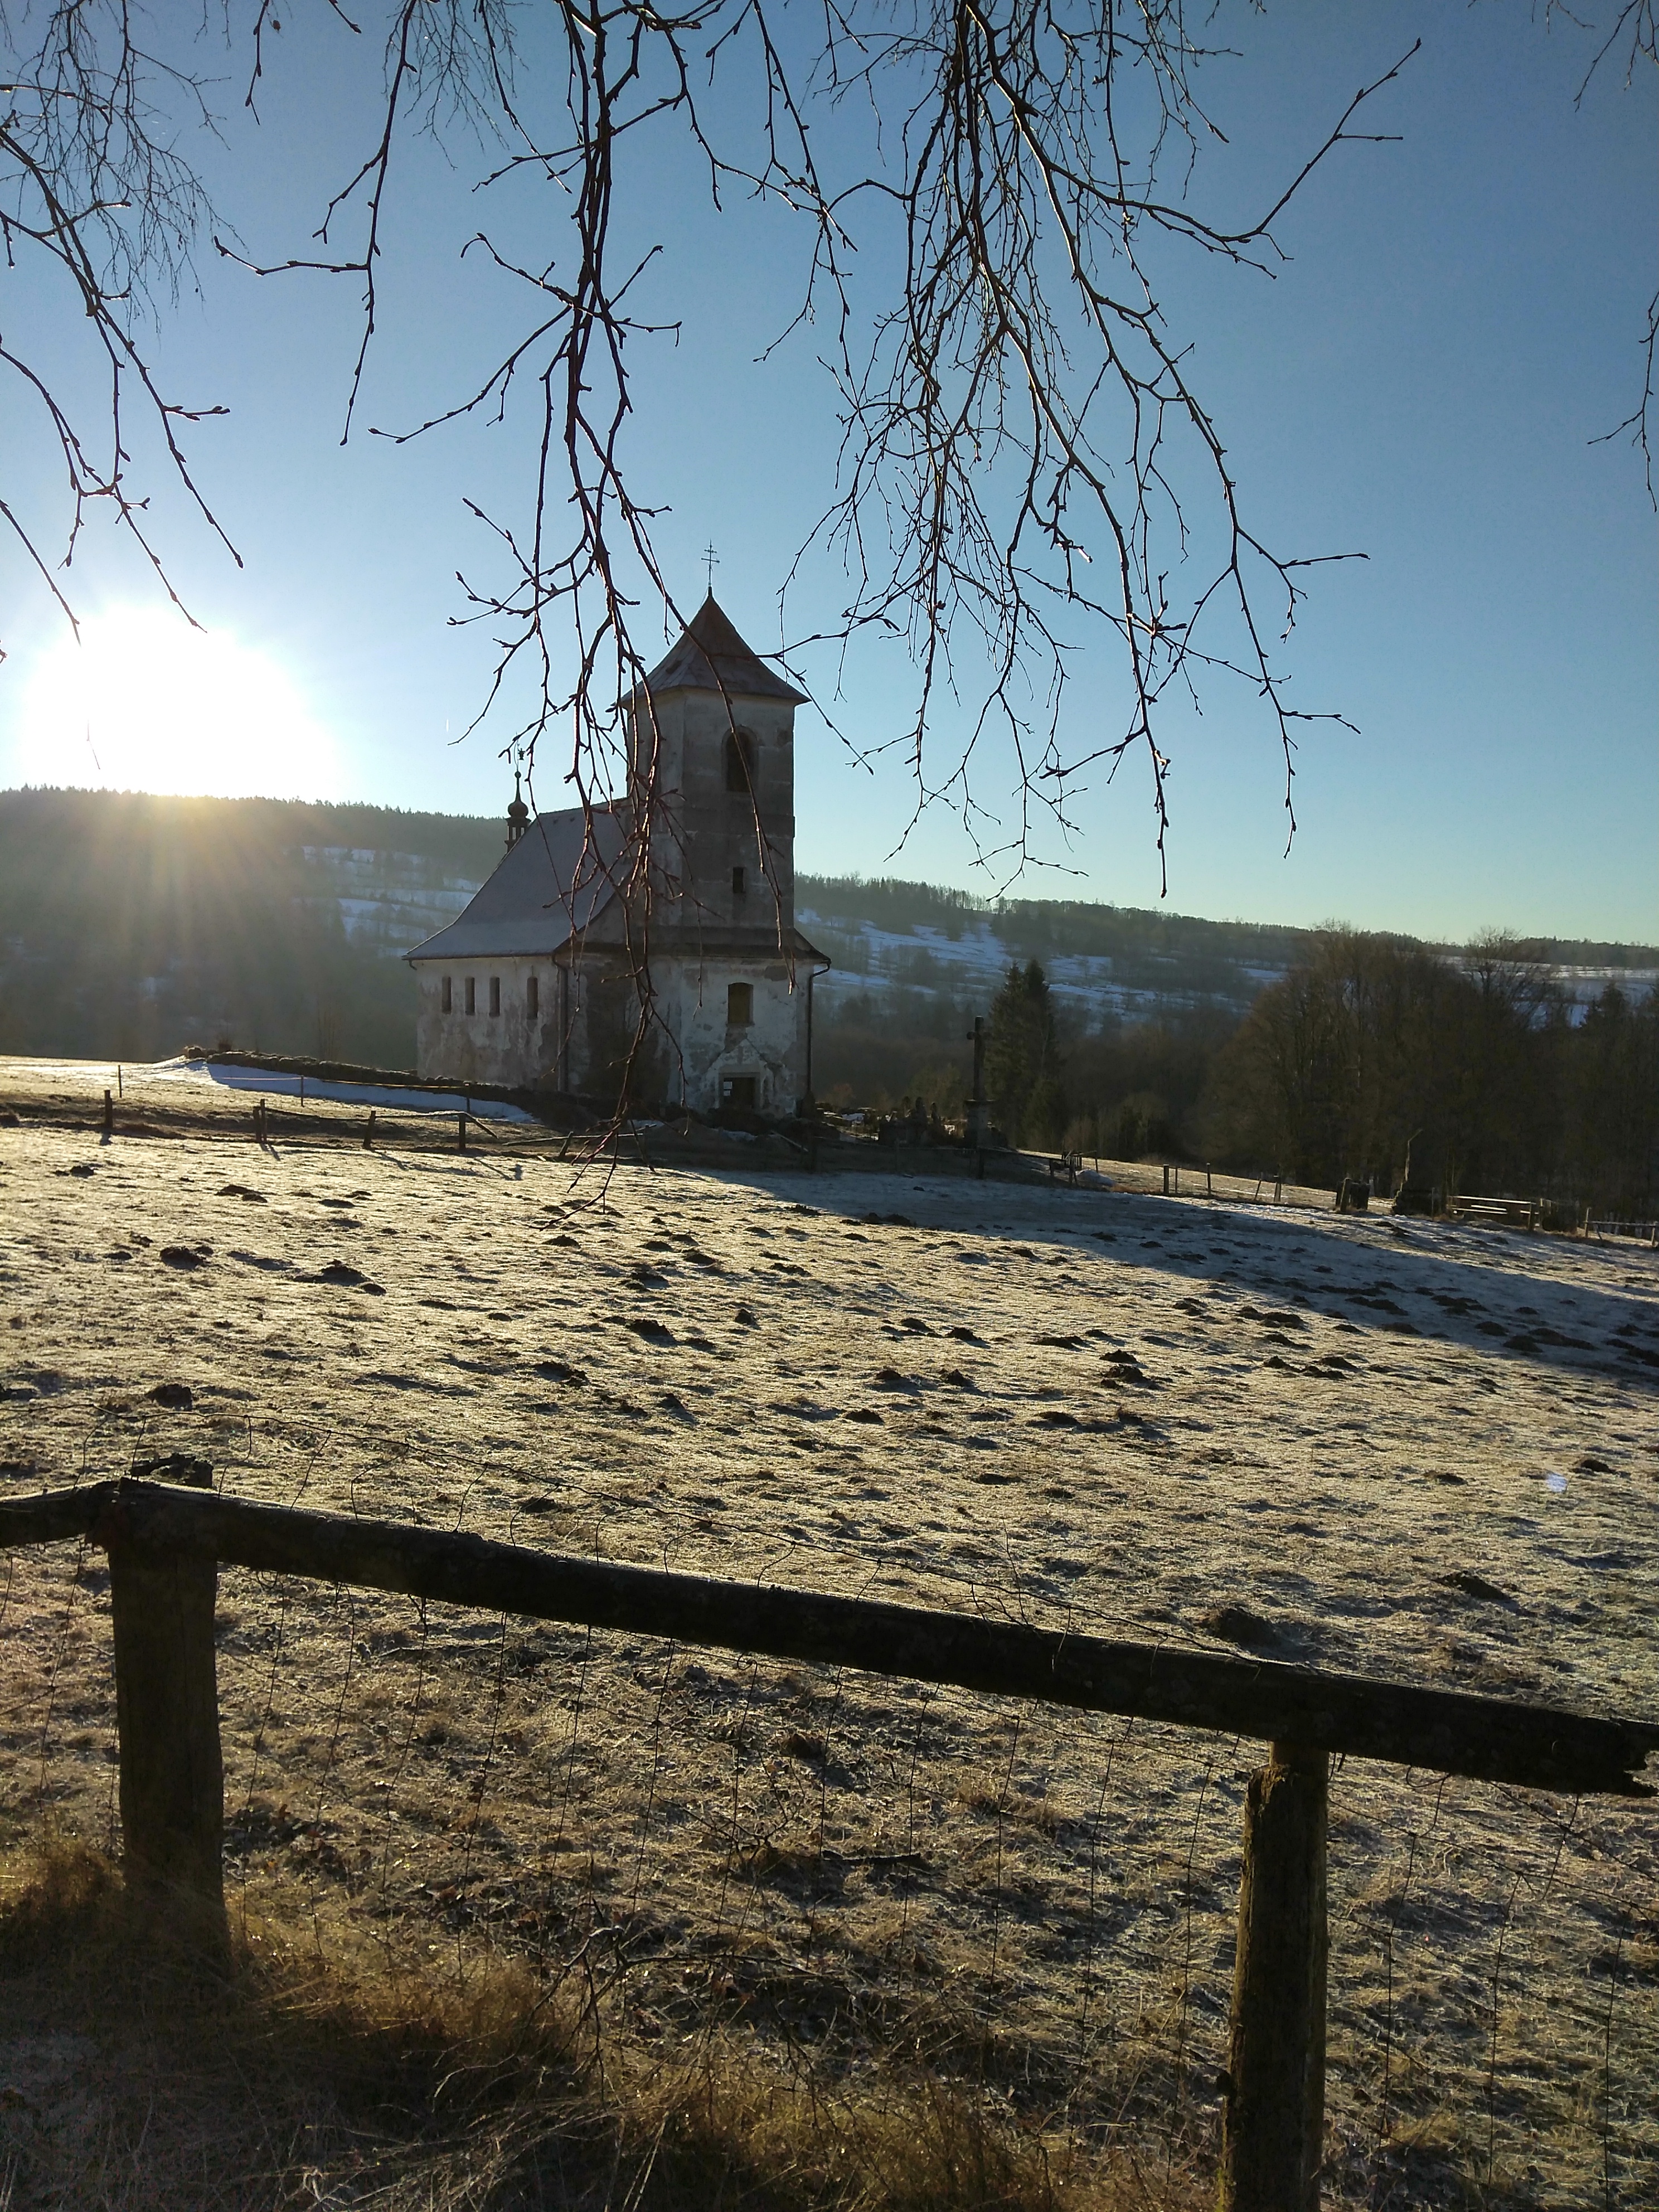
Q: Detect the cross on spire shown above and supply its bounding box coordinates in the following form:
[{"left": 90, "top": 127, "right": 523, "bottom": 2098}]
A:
[{"left": 702, "top": 541, "right": 720, "bottom": 594}]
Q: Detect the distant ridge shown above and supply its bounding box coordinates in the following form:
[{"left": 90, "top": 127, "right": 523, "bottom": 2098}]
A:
[
  {"left": 1, "top": 789, "right": 1652, "bottom": 1073},
  {"left": 795, "top": 872, "right": 1659, "bottom": 974},
  {"left": 4, "top": 791, "right": 1652, "bottom": 969}
]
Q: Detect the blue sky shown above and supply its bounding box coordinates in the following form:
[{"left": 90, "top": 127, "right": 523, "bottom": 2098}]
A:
[{"left": 0, "top": 1, "right": 1652, "bottom": 943}]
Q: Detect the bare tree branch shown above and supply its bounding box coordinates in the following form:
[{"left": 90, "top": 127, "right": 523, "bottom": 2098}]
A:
[
  {"left": 0, "top": 1, "right": 240, "bottom": 652},
  {"left": 4, "top": 0, "right": 1648, "bottom": 904},
  {"left": 1564, "top": 0, "right": 1659, "bottom": 505},
  {"left": 241, "top": 1, "right": 1400, "bottom": 927}
]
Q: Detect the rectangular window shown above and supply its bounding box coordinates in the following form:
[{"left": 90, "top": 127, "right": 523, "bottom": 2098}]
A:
[
  {"left": 727, "top": 981, "right": 754, "bottom": 1026},
  {"left": 721, "top": 1075, "right": 758, "bottom": 1109},
  {"left": 441, "top": 976, "right": 452, "bottom": 1014},
  {"left": 526, "top": 973, "right": 539, "bottom": 1018},
  {"left": 465, "top": 977, "right": 476, "bottom": 1016},
  {"left": 489, "top": 976, "right": 501, "bottom": 1017},
  {"left": 724, "top": 731, "right": 756, "bottom": 793},
  {"left": 731, "top": 866, "right": 746, "bottom": 896}
]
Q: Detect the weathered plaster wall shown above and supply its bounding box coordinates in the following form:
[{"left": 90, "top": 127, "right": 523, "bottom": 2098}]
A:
[
  {"left": 413, "top": 956, "right": 561, "bottom": 1088},
  {"left": 415, "top": 947, "right": 809, "bottom": 1109},
  {"left": 656, "top": 958, "right": 808, "bottom": 1113},
  {"left": 632, "top": 688, "right": 795, "bottom": 939}
]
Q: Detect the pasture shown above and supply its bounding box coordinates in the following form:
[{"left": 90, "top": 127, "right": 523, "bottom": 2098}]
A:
[{"left": 1, "top": 1063, "right": 1655, "bottom": 2207}]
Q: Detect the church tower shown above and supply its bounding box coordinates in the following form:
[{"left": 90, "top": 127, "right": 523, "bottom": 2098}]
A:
[
  {"left": 625, "top": 595, "right": 824, "bottom": 1111},
  {"left": 629, "top": 596, "right": 802, "bottom": 937}
]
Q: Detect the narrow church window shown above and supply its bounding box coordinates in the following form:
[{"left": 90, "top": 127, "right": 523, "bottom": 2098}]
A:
[
  {"left": 731, "top": 866, "right": 746, "bottom": 896},
  {"left": 441, "top": 977, "right": 452, "bottom": 1014},
  {"left": 727, "top": 981, "right": 754, "bottom": 1026},
  {"left": 489, "top": 977, "right": 502, "bottom": 1017},
  {"left": 526, "top": 973, "right": 539, "bottom": 1018},
  {"left": 724, "top": 730, "right": 756, "bottom": 794},
  {"left": 465, "top": 977, "right": 476, "bottom": 1016}
]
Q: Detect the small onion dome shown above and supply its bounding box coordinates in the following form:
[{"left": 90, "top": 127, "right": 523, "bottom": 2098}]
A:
[{"left": 505, "top": 771, "right": 531, "bottom": 847}]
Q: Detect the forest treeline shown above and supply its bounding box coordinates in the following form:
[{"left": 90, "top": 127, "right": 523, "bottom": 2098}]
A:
[
  {"left": 2, "top": 792, "right": 1653, "bottom": 1210},
  {"left": 962, "top": 938, "right": 1658, "bottom": 1216},
  {"left": 796, "top": 873, "right": 1652, "bottom": 974}
]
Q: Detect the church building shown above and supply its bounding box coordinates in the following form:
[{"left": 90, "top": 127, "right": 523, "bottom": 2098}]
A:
[{"left": 405, "top": 596, "right": 828, "bottom": 1114}]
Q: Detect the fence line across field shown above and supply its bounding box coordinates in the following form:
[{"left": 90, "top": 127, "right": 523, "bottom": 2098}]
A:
[
  {"left": 11, "top": 1076, "right": 1421, "bottom": 1215},
  {"left": 21, "top": 1074, "right": 1659, "bottom": 1234},
  {"left": 56, "top": 1092, "right": 1355, "bottom": 1202},
  {"left": 2, "top": 1474, "right": 1654, "bottom": 2209}
]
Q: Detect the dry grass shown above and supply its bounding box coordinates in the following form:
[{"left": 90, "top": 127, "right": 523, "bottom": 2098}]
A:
[
  {"left": 2, "top": 1065, "right": 1657, "bottom": 2205},
  {"left": 0, "top": 1840, "right": 1191, "bottom": 2211}
]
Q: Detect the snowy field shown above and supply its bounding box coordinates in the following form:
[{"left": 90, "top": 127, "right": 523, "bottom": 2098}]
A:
[
  {"left": 153, "top": 1055, "right": 540, "bottom": 1120},
  {"left": 1, "top": 1080, "right": 1656, "bottom": 2201}
]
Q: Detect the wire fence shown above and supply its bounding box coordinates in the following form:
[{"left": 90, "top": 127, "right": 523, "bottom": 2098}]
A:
[{"left": 3, "top": 1502, "right": 1655, "bottom": 2209}]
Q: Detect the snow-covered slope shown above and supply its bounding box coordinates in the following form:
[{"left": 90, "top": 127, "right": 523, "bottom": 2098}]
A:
[
  {"left": 797, "top": 908, "right": 1656, "bottom": 1029},
  {"left": 300, "top": 846, "right": 478, "bottom": 954}
]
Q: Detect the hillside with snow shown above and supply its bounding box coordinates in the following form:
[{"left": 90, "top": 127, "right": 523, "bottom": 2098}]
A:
[{"left": 0, "top": 789, "right": 1652, "bottom": 1070}]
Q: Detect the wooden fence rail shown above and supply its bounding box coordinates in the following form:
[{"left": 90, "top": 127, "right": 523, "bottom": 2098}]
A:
[{"left": 3, "top": 1476, "right": 1655, "bottom": 2209}]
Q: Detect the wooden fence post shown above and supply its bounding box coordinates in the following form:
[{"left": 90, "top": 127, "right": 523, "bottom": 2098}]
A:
[
  {"left": 1220, "top": 1741, "right": 1328, "bottom": 2212},
  {"left": 108, "top": 1469, "right": 225, "bottom": 1938}
]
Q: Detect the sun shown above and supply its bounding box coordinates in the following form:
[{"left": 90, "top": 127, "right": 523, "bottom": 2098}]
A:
[{"left": 11, "top": 606, "right": 339, "bottom": 799}]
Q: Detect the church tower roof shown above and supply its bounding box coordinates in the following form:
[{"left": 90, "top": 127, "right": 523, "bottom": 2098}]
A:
[{"left": 638, "top": 594, "right": 807, "bottom": 705}]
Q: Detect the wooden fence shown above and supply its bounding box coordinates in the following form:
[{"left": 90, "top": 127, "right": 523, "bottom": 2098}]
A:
[{"left": 3, "top": 1474, "right": 1655, "bottom": 2211}]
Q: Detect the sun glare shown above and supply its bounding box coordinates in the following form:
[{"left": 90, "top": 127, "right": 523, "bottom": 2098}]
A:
[{"left": 14, "top": 607, "right": 339, "bottom": 799}]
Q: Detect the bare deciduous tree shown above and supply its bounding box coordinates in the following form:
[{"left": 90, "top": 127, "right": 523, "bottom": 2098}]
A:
[
  {"left": 0, "top": 2, "right": 238, "bottom": 628},
  {"left": 2, "top": 1, "right": 1651, "bottom": 936}
]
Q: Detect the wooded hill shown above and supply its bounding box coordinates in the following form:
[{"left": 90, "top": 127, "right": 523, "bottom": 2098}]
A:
[
  {"left": 795, "top": 872, "right": 1653, "bottom": 978},
  {"left": 0, "top": 789, "right": 497, "bottom": 1067},
  {"left": 2, "top": 792, "right": 1652, "bottom": 1189}
]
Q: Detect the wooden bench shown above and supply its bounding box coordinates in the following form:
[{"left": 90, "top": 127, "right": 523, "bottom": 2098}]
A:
[{"left": 1447, "top": 1195, "right": 1539, "bottom": 1230}]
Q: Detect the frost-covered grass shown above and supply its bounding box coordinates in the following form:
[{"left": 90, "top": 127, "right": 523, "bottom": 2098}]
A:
[{"left": 1, "top": 1064, "right": 1656, "bottom": 2207}]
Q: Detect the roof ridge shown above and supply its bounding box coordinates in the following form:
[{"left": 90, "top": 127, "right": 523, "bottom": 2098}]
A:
[{"left": 404, "top": 804, "right": 628, "bottom": 963}]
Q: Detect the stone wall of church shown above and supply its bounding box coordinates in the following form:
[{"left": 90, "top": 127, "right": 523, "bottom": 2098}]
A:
[{"left": 631, "top": 689, "right": 795, "bottom": 939}]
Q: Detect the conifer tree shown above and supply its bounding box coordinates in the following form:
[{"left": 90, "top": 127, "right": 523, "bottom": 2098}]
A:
[{"left": 985, "top": 961, "right": 1067, "bottom": 1149}]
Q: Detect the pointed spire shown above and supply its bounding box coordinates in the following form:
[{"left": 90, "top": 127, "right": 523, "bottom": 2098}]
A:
[
  {"left": 638, "top": 594, "right": 807, "bottom": 704},
  {"left": 505, "top": 768, "right": 530, "bottom": 848}
]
